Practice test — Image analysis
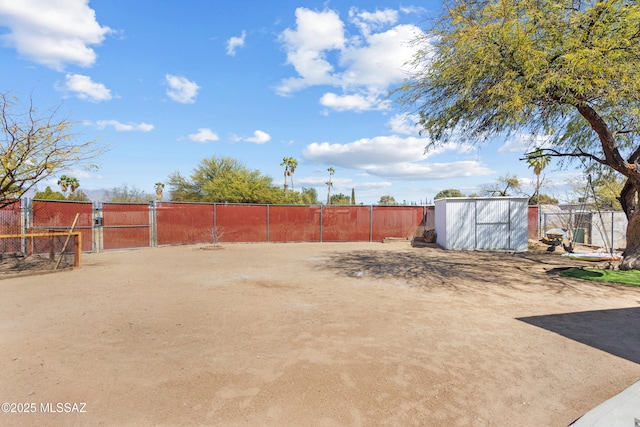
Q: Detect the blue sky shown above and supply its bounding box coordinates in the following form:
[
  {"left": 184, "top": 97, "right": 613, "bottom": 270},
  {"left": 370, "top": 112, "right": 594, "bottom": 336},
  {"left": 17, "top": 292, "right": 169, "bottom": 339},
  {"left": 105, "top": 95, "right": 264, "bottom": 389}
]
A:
[{"left": 0, "top": 0, "right": 580, "bottom": 204}]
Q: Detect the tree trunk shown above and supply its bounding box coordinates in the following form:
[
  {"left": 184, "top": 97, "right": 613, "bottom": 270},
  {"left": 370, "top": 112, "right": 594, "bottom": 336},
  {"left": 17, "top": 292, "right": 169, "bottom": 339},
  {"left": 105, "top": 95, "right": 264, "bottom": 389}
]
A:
[
  {"left": 283, "top": 170, "right": 288, "bottom": 196},
  {"left": 576, "top": 104, "right": 640, "bottom": 270},
  {"left": 619, "top": 180, "right": 640, "bottom": 270}
]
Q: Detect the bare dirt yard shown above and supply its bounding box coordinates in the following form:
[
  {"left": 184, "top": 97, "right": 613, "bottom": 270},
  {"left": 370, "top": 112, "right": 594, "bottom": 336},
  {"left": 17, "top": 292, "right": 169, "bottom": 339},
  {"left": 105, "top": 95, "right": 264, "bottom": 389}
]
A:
[{"left": 1, "top": 241, "right": 639, "bottom": 426}]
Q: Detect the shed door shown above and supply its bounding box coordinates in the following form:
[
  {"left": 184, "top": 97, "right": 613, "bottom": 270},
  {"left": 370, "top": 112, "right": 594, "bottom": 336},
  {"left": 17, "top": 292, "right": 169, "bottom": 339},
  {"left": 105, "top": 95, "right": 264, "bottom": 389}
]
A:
[
  {"left": 447, "top": 200, "right": 476, "bottom": 249},
  {"left": 476, "top": 199, "right": 511, "bottom": 250}
]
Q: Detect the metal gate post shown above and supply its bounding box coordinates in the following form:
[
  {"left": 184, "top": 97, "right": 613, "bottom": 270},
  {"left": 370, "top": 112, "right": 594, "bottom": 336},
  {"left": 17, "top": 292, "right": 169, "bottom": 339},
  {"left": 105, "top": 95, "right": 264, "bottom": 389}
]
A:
[
  {"left": 21, "top": 198, "right": 30, "bottom": 253},
  {"left": 610, "top": 212, "right": 615, "bottom": 253},
  {"left": 149, "top": 200, "right": 156, "bottom": 248},
  {"left": 93, "top": 202, "right": 103, "bottom": 252}
]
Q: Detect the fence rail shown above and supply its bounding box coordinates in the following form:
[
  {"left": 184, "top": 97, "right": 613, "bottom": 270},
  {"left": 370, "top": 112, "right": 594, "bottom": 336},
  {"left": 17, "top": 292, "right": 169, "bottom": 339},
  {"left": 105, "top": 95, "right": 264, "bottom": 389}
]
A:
[{"left": 1, "top": 200, "right": 440, "bottom": 253}]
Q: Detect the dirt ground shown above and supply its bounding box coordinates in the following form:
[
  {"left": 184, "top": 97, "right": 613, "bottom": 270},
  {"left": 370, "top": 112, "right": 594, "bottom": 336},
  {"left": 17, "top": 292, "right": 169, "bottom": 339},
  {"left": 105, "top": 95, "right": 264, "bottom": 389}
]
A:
[{"left": 1, "top": 240, "right": 639, "bottom": 426}]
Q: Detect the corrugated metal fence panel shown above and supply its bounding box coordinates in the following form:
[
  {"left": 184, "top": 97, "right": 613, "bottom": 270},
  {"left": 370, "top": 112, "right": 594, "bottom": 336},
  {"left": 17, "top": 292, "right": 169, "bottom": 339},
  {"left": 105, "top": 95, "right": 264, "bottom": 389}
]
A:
[
  {"left": 31, "top": 200, "right": 93, "bottom": 251},
  {"left": 322, "top": 206, "right": 370, "bottom": 241},
  {"left": 0, "top": 200, "right": 23, "bottom": 252},
  {"left": 102, "top": 203, "right": 150, "bottom": 250},
  {"left": 156, "top": 202, "right": 214, "bottom": 246},
  {"left": 268, "top": 205, "right": 321, "bottom": 242},
  {"left": 216, "top": 204, "right": 268, "bottom": 242},
  {"left": 371, "top": 206, "right": 426, "bottom": 241}
]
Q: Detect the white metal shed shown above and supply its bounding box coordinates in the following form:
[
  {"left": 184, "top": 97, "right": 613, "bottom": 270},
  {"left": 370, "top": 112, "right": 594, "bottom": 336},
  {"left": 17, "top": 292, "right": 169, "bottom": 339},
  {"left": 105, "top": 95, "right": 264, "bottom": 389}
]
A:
[{"left": 434, "top": 197, "right": 529, "bottom": 252}]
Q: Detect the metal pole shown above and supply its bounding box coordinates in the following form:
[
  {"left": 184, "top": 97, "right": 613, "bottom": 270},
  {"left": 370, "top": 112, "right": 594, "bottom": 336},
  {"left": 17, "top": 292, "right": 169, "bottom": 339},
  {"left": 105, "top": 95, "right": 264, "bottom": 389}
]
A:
[
  {"left": 610, "top": 212, "right": 615, "bottom": 254},
  {"left": 320, "top": 205, "right": 323, "bottom": 243},
  {"left": 213, "top": 203, "right": 217, "bottom": 246},
  {"left": 369, "top": 205, "right": 373, "bottom": 242}
]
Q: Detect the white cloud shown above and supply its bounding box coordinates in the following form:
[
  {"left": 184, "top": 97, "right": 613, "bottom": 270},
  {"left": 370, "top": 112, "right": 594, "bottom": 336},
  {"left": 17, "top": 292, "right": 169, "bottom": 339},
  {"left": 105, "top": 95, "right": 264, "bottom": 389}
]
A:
[
  {"left": 303, "top": 134, "right": 487, "bottom": 180},
  {"left": 62, "top": 73, "right": 111, "bottom": 101},
  {"left": 188, "top": 128, "right": 219, "bottom": 143},
  {"left": 388, "top": 113, "right": 420, "bottom": 135},
  {"left": 277, "top": 7, "right": 424, "bottom": 112},
  {"left": 226, "top": 31, "right": 246, "bottom": 56},
  {"left": 277, "top": 8, "right": 345, "bottom": 95},
  {"left": 165, "top": 74, "right": 200, "bottom": 104},
  {"left": 245, "top": 130, "right": 271, "bottom": 144},
  {"left": 0, "top": 0, "right": 112, "bottom": 70},
  {"left": 94, "top": 120, "right": 154, "bottom": 132},
  {"left": 348, "top": 7, "right": 398, "bottom": 37},
  {"left": 364, "top": 161, "right": 494, "bottom": 180},
  {"left": 319, "top": 92, "right": 388, "bottom": 112},
  {"left": 498, "top": 133, "right": 553, "bottom": 154}
]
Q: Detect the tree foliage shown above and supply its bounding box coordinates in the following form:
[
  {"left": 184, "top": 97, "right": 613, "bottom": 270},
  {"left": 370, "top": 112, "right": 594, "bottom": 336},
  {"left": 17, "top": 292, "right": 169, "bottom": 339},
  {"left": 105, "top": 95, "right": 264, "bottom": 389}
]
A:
[
  {"left": 104, "top": 184, "right": 153, "bottom": 203},
  {"left": 570, "top": 169, "right": 624, "bottom": 210},
  {"left": 330, "top": 193, "right": 351, "bottom": 205},
  {"left": 529, "top": 193, "right": 558, "bottom": 205},
  {"left": 168, "top": 156, "right": 283, "bottom": 204},
  {"left": 377, "top": 195, "right": 397, "bottom": 205},
  {"left": 435, "top": 189, "right": 464, "bottom": 199},
  {"left": 34, "top": 186, "right": 66, "bottom": 200},
  {"left": 481, "top": 174, "right": 522, "bottom": 197},
  {"left": 0, "top": 93, "right": 101, "bottom": 207},
  {"left": 398, "top": 0, "right": 640, "bottom": 268}
]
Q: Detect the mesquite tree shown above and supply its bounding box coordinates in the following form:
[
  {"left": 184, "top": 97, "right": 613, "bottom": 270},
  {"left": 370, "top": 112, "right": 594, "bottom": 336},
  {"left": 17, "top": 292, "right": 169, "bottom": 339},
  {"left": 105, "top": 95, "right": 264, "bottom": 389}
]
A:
[
  {"left": 398, "top": 0, "right": 640, "bottom": 269},
  {"left": 0, "top": 93, "right": 100, "bottom": 207}
]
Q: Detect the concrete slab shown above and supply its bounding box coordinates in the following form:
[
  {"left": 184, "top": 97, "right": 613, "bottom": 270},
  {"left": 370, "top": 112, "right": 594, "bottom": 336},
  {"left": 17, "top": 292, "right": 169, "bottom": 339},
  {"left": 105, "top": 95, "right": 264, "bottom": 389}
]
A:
[{"left": 570, "top": 380, "right": 640, "bottom": 426}]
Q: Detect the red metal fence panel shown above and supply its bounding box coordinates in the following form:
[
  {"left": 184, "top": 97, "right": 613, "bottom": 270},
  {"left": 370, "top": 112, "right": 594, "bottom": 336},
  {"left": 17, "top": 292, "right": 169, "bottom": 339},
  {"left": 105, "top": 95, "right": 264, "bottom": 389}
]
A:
[
  {"left": 528, "top": 206, "right": 539, "bottom": 238},
  {"left": 31, "top": 200, "right": 93, "bottom": 251},
  {"left": 0, "top": 200, "right": 23, "bottom": 252},
  {"left": 216, "top": 204, "right": 268, "bottom": 242},
  {"left": 268, "top": 205, "right": 321, "bottom": 242},
  {"left": 156, "top": 202, "right": 214, "bottom": 246},
  {"left": 102, "top": 203, "right": 150, "bottom": 250},
  {"left": 322, "top": 206, "right": 371, "bottom": 241},
  {"left": 371, "top": 206, "right": 428, "bottom": 241},
  {"left": 1, "top": 201, "right": 546, "bottom": 253}
]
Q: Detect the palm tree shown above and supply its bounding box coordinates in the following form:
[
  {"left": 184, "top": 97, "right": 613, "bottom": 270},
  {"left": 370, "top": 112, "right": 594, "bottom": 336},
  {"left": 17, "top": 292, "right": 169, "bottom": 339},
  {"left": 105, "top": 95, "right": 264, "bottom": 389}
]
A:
[
  {"left": 280, "top": 157, "right": 291, "bottom": 195},
  {"left": 57, "top": 175, "right": 69, "bottom": 195},
  {"left": 155, "top": 182, "right": 165, "bottom": 201},
  {"left": 280, "top": 157, "right": 298, "bottom": 195},
  {"left": 526, "top": 148, "right": 551, "bottom": 205},
  {"left": 287, "top": 157, "right": 298, "bottom": 192},
  {"left": 68, "top": 177, "right": 79, "bottom": 195},
  {"left": 326, "top": 167, "right": 335, "bottom": 204}
]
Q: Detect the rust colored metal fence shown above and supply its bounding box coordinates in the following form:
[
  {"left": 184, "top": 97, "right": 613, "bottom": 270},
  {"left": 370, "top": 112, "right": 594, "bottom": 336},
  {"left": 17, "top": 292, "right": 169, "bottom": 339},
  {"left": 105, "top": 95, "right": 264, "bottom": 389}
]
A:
[
  {"left": 268, "top": 205, "right": 321, "bottom": 242},
  {"left": 156, "top": 202, "right": 214, "bottom": 246},
  {"left": 0, "top": 200, "right": 23, "bottom": 252},
  {"left": 31, "top": 200, "right": 93, "bottom": 252},
  {"left": 0, "top": 200, "right": 542, "bottom": 253},
  {"left": 528, "top": 205, "right": 539, "bottom": 238},
  {"left": 101, "top": 202, "right": 150, "bottom": 250}
]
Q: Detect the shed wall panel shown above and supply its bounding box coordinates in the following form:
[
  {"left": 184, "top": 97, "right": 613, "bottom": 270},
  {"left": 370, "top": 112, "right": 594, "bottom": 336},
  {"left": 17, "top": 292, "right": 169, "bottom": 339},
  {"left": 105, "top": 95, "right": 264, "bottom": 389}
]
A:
[{"left": 446, "top": 200, "right": 475, "bottom": 250}]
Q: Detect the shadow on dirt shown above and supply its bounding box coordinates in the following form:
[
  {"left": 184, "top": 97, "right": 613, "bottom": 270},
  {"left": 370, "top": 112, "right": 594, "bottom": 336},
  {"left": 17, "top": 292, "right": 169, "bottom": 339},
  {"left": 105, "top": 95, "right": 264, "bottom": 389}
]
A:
[
  {"left": 518, "top": 307, "right": 640, "bottom": 364},
  {"left": 321, "top": 248, "right": 573, "bottom": 291}
]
